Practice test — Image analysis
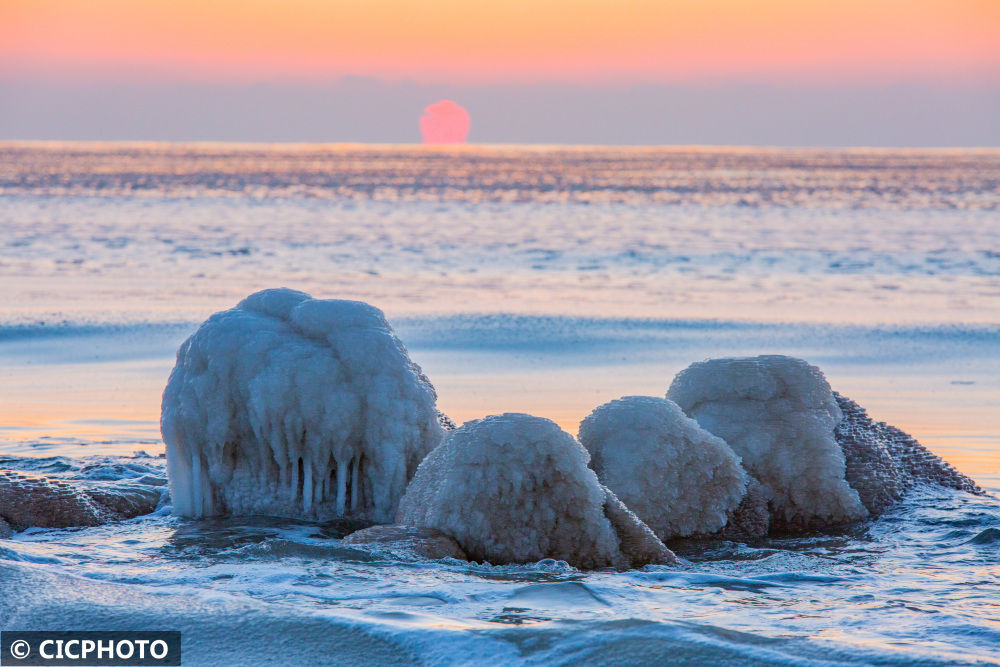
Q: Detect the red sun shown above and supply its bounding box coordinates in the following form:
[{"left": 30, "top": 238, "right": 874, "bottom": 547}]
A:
[{"left": 420, "top": 100, "right": 470, "bottom": 144}]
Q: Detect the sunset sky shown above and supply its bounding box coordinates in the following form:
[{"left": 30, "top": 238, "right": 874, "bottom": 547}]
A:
[{"left": 1, "top": 0, "right": 998, "bottom": 144}]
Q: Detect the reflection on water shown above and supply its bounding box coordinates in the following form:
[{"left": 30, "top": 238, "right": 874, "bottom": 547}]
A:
[{"left": 2, "top": 144, "right": 999, "bottom": 325}]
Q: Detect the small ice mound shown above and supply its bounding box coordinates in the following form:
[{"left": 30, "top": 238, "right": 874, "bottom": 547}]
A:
[
  {"left": 341, "top": 525, "right": 467, "bottom": 560},
  {"left": 396, "top": 413, "right": 675, "bottom": 569},
  {"left": 834, "top": 392, "right": 984, "bottom": 514},
  {"left": 667, "top": 355, "right": 867, "bottom": 532},
  {"left": 161, "top": 288, "right": 444, "bottom": 523},
  {"left": 578, "top": 396, "right": 747, "bottom": 540},
  {"left": 832, "top": 394, "right": 909, "bottom": 514}
]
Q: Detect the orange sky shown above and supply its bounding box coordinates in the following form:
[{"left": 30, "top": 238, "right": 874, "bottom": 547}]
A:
[{"left": 1, "top": 0, "right": 998, "bottom": 84}]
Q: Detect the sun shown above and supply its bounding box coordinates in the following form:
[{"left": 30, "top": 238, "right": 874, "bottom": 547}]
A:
[{"left": 420, "top": 100, "right": 470, "bottom": 144}]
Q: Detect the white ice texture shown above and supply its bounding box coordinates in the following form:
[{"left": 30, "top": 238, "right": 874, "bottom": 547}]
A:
[
  {"left": 162, "top": 288, "right": 443, "bottom": 523},
  {"left": 667, "top": 355, "right": 867, "bottom": 531},
  {"left": 578, "top": 396, "right": 747, "bottom": 539},
  {"left": 397, "top": 413, "right": 650, "bottom": 569}
]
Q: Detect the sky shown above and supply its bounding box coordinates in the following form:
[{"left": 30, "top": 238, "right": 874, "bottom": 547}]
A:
[{"left": 1, "top": 0, "right": 998, "bottom": 145}]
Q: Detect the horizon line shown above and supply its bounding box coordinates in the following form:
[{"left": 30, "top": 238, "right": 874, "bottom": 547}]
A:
[{"left": 3, "top": 140, "right": 1000, "bottom": 152}]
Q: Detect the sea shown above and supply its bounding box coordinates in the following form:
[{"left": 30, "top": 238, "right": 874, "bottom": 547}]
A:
[{"left": 1, "top": 143, "right": 999, "bottom": 665}]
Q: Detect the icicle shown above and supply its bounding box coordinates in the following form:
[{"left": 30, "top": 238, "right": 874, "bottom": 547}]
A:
[
  {"left": 303, "top": 463, "right": 313, "bottom": 513},
  {"left": 191, "top": 451, "right": 206, "bottom": 517},
  {"left": 313, "top": 466, "right": 323, "bottom": 508},
  {"left": 273, "top": 434, "right": 286, "bottom": 487},
  {"left": 336, "top": 458, "right": 347, "bottom": 516},
  {"left": 291, "top": 457, "right": 300, "bottom": 504},
  {"left": 350, "top": 456, "right": 360, "bottom": 512}
]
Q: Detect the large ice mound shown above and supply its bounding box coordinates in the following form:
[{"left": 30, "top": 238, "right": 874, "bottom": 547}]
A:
[
  {"left": 162, "top": 288, "right": 444, "bottom": 523},
  {"left": 667, "top": 355, "right": 867, "bottom": 531},
  {"left": 578, "top": 396, "right": 747, "bottom": 540},
  {"left": 396, "top": 413, "right": 675, "bottom": 569}
]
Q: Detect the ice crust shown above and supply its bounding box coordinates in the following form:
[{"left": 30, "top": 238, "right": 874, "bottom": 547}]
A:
[
  {"left": 834, "top": 392, "right": 984, "bottom": 513},
  {"left": 162, "top": 288, "right": 443, "bottom": 522},
  {"left": 578, "top": 396, "right": 747, "bottom": 540},
  {"left": 0, "top": 470, "right": 162, "bottom": 532},
  {"left": 396, "top": 413, "right": 674, "bottom": 569},
  {"left": 667, "top": 355, "right": 867, "bottom": 531}
]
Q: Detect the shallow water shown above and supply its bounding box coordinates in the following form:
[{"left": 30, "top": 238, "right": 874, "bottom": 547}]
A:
[
  {"left": 2, "top": 144, "right": 999, "bottom": 665},
  {"left": 2, "top": 144, "right": 999, "bottom": 325},
  {"left": 2, "top": 453, "right": 999, "bottom": 665}
]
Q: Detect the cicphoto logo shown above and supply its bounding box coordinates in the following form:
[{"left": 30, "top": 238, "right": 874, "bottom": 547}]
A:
[{"left": 1, "top": 632, "right": 180, "bottom": 666}]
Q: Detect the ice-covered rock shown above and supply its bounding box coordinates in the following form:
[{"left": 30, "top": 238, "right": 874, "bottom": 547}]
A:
[
  {"left": 833, "top": 392, "right": 984, "bottom": 514},
  {"left": 0, "top": 470, "right": 105, "bottom": 530},
  {"left": 668, "top": 355, "right": 867, "bottom": 532},
  {"left": 0, "top": 470, "right": 162, "bottom": 534},
  {"left": 161, "top": 288, "right": 444, "bottom": 523},
  {"left": 578, "top": 396, "right": 747, "bottom": 540},
  {"left": 396, "top": 413, "right": 675, "bottom": 569}
]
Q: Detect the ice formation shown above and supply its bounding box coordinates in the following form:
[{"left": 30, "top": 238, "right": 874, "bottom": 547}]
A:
[
  {"left": 0, "top": 470, "right": 162, "bottom": 535},
  {"left": 341, "top": 525, "right": 468, "bottom": 560},
  {"left": 667, "top": 355, "right": 867, "bottom": 531},
  {"left": 718, "top": 475, "right": 771, "bottom": 539},
  {"left": 834, "top": 392, "right": 984, "bottom": 514},
  {"left": 396, "top": 413, "right": 675, "bottom": 569},
  {"left": 578, "top": 396, "right": 747, "bottom": 540},
  {"left": 161, "top": 288, "right": 444, "bottom": 523}
]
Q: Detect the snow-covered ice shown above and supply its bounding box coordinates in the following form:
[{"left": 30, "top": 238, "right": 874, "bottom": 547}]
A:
[
  {"left": 161, "top": 288, "right": 443, "bottom": 523},
  {"left": 667, "top": 355, "right": 867, "bottom": 531},
  {"left": 578, "top": 396, "right": 747, "bottom": 540},
  {"left": 396, "top": 413, "right": 674, "bottom": 569}
]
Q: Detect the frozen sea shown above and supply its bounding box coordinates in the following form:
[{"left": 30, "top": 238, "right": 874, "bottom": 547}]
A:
[{"left": 1, "top": 143, "right": 999, "bottom": 665}]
